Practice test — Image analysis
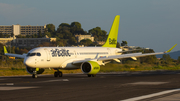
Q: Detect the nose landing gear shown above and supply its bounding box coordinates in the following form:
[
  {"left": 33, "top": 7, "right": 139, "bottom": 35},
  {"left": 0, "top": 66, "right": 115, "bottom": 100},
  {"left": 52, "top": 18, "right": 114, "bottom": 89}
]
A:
[{"left": 32, "top": 71, "right": 37, "bottom": 78}]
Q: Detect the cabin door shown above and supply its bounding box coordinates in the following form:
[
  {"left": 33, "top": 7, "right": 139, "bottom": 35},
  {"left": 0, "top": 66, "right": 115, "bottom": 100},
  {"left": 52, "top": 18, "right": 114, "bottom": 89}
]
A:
[{"left": 44, "top": 48, "right": 51, "bottom": 61}]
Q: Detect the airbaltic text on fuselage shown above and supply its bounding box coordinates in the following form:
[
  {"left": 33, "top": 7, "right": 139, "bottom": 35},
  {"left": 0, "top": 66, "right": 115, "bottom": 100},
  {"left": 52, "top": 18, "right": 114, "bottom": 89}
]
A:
[{"left": 51, "top": 49, "right": 71, "bottom": 57}]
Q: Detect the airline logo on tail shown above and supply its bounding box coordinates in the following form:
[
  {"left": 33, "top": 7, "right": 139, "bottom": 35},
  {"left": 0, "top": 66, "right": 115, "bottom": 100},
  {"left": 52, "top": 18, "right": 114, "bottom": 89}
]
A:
[
  {"left": 109, "top": 38, "right": 117, "bottom": 45},
  {"left": 102, "top": 15, "right": 120, "bottom": 48}
]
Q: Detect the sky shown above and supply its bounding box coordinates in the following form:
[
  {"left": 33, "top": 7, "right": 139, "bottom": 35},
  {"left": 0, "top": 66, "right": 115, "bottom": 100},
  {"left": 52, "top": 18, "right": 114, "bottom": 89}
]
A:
[{"left": 0, "top": 0, "right": 180, "bottom": 52}]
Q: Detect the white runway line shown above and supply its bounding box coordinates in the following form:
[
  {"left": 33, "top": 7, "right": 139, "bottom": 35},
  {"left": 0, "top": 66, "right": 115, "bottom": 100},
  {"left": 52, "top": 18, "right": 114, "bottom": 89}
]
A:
[
  {"left": 36, "top": 79, "right": 69, "bottom": 83},
  {"left": 121, "top": 88, "right": 180, "bottom": 101},
  {"left": 0, "top": 87, "right": 38, "bottom": 90},
  {"left": 0, "top": 83, "right": 14, "bottom": 85},
  {"left": 128, "top": 82, "right": 168, "bottom": 85}
]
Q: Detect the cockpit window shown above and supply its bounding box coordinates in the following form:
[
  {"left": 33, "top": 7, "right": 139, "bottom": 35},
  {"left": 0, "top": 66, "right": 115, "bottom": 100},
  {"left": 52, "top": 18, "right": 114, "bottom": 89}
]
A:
[
  {"left": 37, "top": 53, "right": 41, "bottom": 56},
  {"left": 27, "top": 53, "right": 41, "bottom": 57}
]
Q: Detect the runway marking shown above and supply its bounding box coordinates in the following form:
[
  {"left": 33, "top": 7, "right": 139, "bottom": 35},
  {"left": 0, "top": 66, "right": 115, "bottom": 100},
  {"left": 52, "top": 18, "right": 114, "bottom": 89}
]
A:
[
  {"left": 36, "top": 79, "right": 69, "bottom": 83},
  {"left": 0, "top": 87, "right": 38, "bottom": 91},
  {"left": 0, "top": 83, "right": 14, "bottom": 85},
  {"left": 121, "top": 88, "right": 180, "bottom": 101},
  {"left": 127, "top": 82, "right": 168, "bottom": 85}
]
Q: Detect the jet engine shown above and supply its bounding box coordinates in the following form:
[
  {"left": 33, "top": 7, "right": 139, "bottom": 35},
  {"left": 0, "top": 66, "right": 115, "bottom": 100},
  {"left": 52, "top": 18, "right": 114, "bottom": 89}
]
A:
[
  {"left": 26, "top": 66, "right": 45, "bottom": 74},
  {"left": 81, "top": 61, "right": 100, "bottom": 75}
]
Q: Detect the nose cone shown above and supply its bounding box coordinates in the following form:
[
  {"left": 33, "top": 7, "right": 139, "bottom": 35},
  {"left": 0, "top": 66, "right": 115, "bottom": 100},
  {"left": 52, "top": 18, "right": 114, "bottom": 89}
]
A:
[{"left": 24, "top": 58, "right": 35, "bottom": 67}]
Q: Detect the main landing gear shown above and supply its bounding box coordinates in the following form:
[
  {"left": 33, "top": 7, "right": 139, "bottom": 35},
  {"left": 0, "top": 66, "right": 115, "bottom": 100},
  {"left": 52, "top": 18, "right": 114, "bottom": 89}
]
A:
[
  {"left": 54, "top": 69, "right": 63, "bottom": 77},
  {"left": 87, "top": 74, "right": 96, "bottom": 77}
]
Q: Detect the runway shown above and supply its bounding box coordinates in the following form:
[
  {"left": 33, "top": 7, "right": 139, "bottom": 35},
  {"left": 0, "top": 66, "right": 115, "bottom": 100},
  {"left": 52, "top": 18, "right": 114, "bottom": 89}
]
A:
[{"left": 1, "top": 71, "right": 180, "bottom": 101}]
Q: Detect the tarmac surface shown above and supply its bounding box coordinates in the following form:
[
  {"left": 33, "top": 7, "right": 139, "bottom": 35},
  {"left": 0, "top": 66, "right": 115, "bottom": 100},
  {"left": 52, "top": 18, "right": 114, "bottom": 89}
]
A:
[{"left": 1, "top": 71, "right": 180, "bottom": 101}]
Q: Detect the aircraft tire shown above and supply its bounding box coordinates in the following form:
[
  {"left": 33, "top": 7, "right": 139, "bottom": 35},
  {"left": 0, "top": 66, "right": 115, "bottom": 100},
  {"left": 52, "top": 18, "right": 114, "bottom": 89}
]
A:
[
  {"left": 58, "top": 71, "right": 63, "bottom": 77},
  {"left": 87, "top": 74, "right": 91, "bottom": 77},
  {"left": 92, "top": 74, "right": 96, "bottom": 77},
  {"left": 32, "top": 74, "right": 37, "bottom": 78},
  {"left": 54, "top": 72, "right": 58, "bottom": 77}
]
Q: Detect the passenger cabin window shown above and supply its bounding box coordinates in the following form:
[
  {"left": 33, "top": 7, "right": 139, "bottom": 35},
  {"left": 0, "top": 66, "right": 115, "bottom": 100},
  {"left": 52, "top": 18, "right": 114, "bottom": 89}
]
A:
[{"left": 27, "top": 52, "right": 41, "bottom": 57}]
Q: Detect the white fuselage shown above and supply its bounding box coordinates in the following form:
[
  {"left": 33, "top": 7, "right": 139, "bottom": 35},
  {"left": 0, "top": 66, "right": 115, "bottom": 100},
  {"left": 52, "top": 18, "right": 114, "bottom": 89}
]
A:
[{"left": 24, "top": 47, "right": 122, "bottom": 69}]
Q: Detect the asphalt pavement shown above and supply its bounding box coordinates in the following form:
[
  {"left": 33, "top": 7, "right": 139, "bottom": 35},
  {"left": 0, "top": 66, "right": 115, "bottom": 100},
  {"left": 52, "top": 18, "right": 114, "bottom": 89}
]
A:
[{"left": 1, "top": 71, "right": 180, "bottom": 101}]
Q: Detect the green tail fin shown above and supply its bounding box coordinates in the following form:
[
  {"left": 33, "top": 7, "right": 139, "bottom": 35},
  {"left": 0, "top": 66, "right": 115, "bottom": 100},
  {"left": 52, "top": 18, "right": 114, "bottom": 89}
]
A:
[{"left": 102, "top": 15, "right": 120, "bottom": 48}]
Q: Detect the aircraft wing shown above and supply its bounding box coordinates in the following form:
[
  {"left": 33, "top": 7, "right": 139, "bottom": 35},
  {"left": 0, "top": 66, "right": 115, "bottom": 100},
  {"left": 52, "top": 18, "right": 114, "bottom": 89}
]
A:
[
  {"left": 72, "top": 52, "right": 163, "bottom": 64},
  {"left": 117, "top": 49, "right": 143, "bottom": 53},
  {"left": 4, "top": 46, "right": 26, "bottom": 58},
  {"left": 72, "top": 44, "right": 177, "bottom": 64},
  {"left": 99, "top": 44, "right": 177, "bottom": 61}
]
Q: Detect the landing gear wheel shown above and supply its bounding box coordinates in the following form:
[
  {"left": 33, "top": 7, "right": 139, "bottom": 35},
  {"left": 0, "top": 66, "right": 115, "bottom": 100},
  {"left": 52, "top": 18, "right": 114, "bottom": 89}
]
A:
[
  {"left": 54, "top": 70, "right": 63, "bottom": 77},
  {"left": 54, "top": 72, "right": 58, "bottom": 77},
  {"left": 32, "top": 74, "right": 37, "bottom": 78},
  {"left": 87, "top": 74, "right": 91, "bottom": 77},
  {"left": 87, "top": 74, "right": 96, "bottom": 77},
  {"left": 92, "top": 74, "right": 96, "bottom": 77},
  {"left": 58, "top": 71, "right": 63, "bottom": 77}
]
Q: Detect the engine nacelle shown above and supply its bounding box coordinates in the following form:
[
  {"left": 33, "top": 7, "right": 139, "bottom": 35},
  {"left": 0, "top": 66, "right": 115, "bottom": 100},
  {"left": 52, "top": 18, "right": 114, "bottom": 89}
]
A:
[
  {"left": 26, "top": 66, "right": 45, "bottom": 74},
  {"left": 81, "top": 61, "right": 100, "bottom": 74}
]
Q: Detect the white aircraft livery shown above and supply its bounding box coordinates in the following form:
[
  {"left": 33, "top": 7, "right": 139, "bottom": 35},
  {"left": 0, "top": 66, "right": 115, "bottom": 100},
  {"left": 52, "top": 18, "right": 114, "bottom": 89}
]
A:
[{"left": 4, "top": 15, "right": 177, "bottom": 78}]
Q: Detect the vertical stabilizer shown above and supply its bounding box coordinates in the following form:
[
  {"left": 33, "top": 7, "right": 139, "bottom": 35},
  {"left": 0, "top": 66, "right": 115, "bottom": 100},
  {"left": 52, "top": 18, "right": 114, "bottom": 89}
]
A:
[
  {"left": 102, "top": 15, "right": 120, "bottom": 48},
  {"left": 4, "top": 46, "right": 8, "bottom": 54}
]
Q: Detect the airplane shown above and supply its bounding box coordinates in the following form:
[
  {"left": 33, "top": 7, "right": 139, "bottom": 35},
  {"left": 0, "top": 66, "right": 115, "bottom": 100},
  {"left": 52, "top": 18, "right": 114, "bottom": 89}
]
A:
[{"left": 3, "top": 15, "right": 177, "bottom": 78}]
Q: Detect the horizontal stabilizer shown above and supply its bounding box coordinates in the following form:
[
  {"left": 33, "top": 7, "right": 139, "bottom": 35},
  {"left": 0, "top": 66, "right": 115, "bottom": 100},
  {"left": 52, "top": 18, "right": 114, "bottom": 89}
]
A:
[{"left": 3, "top": 46, "right": 26, "bottom": 58}]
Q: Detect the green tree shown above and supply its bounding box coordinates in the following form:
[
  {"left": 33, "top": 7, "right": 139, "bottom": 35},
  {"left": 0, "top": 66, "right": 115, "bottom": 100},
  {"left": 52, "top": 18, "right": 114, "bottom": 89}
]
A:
[
  {"left": 116, "top": 41, "right": 120, "bottom": 48},
  {"left": 0, "top": 33, "right": 4, "bottom": 38},
  {"left": 38, "top": 30, "right": 42, "bottom": 38},
  {"left": 68, "top": 37, "right": 77, "bottom": 45},
  {"left": 162, "top": 54, "right": 172, "bottom": 63},
  {"left": 71, "top": 22, "right": 81, "bottom": 29},
  {"left": 88, "top": 27, "right": 107, "bottom": 41},
  {"left": 121, "top": 41, "right": 128, "bottom": 46},
  {"left": 177, "top": 56, "right": 180, "bottom": 64},
  {"left": 80, "top": 39, "right": 93, "bottom": 46},
  {"left": 44, "top": 32, "right": 51, "bottom": 38},
  {"left": 140, "top": 49, "right": 157, "bottom": 64},
  {"left": 26, "top": 35, "right": 30, "bottom": 38},
  {"left": 70, "top": 22, "right": 87, "bottom": 35},
  {"left": 4, "top": 33, "right": 10, "bottom": 38},
  {"left": 56, "top": 23, "right": 71, "bottom": 39},
  {"left": 16, "top": 35, "right": 23, "bottom": 38},
  {"left": 11, "top": 33, "right": 14, "bottom": 37},
  {"left": 46, "top": 24, "right": 55, "bottom": 33},
  {"left": 0, "top": 43, "right": 4, "bottom": 55},
  {"left": 32, "top": 34, "right": 38, "bottom": 38}
]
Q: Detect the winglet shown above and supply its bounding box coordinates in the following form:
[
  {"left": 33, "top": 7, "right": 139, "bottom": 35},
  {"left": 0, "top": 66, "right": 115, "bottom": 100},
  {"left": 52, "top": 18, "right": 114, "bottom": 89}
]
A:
[
  {"left": 3, "top": 46, "right": 8, "bottom": 54},
  {"left": 165, "top": 44, "right": 177, "bottom": 53}
]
